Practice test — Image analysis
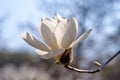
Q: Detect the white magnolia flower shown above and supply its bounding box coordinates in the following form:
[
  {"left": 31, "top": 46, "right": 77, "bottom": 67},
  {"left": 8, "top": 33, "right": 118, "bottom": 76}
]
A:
[{"left": 21, "top": 13, "right": 92, "bottom": 65}]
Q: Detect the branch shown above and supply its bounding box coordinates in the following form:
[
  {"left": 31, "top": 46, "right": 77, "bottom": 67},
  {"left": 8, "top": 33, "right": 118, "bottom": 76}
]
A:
[{"left": 64, "top": 50, "right": 120, "bottom": 74}]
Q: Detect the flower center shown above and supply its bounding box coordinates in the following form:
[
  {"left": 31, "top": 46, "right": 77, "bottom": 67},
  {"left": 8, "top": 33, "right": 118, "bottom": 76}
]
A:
[{"left": 55, "top": 48, "right": 72, "bottom": 65}]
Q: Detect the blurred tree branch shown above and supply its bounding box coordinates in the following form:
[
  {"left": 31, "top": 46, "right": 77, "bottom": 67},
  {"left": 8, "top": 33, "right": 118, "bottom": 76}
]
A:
[{"left": 65, "top": 50, "right": 120, "bottom": 73}]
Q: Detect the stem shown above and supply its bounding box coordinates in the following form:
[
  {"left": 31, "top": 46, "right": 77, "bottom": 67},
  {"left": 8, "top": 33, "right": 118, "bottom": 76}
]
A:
[{"left": 64, "top": 50, "right": 120, "bottom": 74}]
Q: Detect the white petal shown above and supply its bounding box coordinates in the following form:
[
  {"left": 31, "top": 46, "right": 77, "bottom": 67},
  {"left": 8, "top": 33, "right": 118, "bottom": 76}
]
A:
[
  {"left": 54, "top": 20, "right": 68, "bottom": 48},
  {"left": 61, "top": 17, "right": 78, "bottom": 48},
  {"left": 21, "top": 32, "right": 50, "bottom": 51},
  {"left": 41, "top": 18, "right": 57, "bottom": 28},
  {"left": 40, "top": 23, "right": 58, "bottom": 50},
  {"left": 55, "top": 13, "right": 63, "bottom": 21},
  {"left": 35, "top": 48, "right": 65, "bottom": 59},
  {"left": 69, "top": 29, "right": 92, "bottom": 48}
]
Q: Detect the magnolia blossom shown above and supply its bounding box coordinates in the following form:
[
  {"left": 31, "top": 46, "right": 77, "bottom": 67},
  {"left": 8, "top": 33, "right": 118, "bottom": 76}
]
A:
[{"left": 21, "top": 13, "right": 92, "bottom": 65}]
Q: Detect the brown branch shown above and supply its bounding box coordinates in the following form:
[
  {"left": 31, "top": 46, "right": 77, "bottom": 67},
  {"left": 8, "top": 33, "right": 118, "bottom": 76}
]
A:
[{"left": 64, "top": 50, "right": 120, "bottom": 74}]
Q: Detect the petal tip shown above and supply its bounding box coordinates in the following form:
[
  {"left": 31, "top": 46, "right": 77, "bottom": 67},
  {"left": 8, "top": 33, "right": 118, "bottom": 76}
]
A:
[
  {"left": 35, "top": 49, "right": 49, "bottom": 59},
  {"left": 21, "top": 32, "right": 28, "bottom": 39},
  {"left": 72, "top": 17, "right": 77, "bottom": 20},
  {"left": 35, "top": 49, "right": 48, "bottom": 55},
  {"left": 88, "top": 29, "right": 92, "bottom": 34},
  {"left": 55, "top": 13, "right": 63, "bottom": 20},
  {"left": 89, "top": 29, "right": 92, "bottom": 32},
  {"left": 55, "top": 13, "right": 61, "bottom": 16}
]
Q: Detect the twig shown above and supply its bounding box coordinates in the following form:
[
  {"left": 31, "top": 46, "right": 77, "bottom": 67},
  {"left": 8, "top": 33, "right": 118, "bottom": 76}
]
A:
[
  {"left": 94, "top": 61, "right": 101, "bottom": 66},
  {"left": 64, "top": 50, "right": 120, "bottom": 74}
]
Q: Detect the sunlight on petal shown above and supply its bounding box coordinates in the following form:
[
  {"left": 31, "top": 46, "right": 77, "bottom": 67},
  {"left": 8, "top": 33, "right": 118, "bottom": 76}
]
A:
[
  {"left": 35, "top": 48, "right": 65, "bottom": 59},
  {"left": 21, "top": 32, "right": 50, "bottom": 51},
  {"left": 40, "top": 23, "right": 58, "bottom": 50},
  {"left": 61, "top": 17, "right": 78, "bottom": 48},
  {"left": 69, "top": 29, "right": 92, "bottom": 48}
]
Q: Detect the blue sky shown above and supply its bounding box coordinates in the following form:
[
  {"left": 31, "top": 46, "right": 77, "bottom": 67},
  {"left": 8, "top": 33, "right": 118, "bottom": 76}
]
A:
[
  {"left": 0, "top": 0, "right": 75, "bottom": 52},
  {"left": 0, "top": 0, "right": 46, "bottom": 52},
  {"left": 0, "top": 0, "right": 120, "bottom": 55}
]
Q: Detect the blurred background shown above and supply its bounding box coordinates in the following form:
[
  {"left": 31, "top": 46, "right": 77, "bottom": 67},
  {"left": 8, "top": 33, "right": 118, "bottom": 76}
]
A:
[{"left": 0, "top": 0, "right": 120, "bottom": 80}]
